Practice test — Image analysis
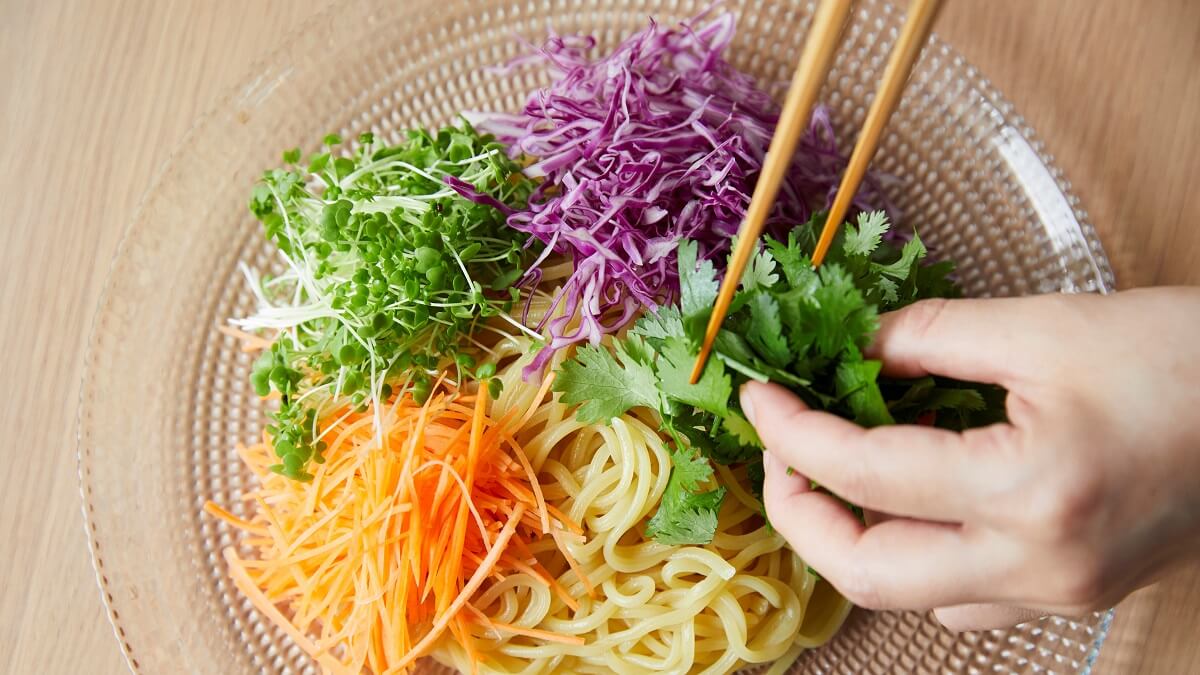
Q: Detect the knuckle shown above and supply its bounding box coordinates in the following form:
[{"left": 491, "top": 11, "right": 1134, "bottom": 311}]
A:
[
  {"left": 963, "top": 425, "right": 1026, "bottom": 520},
  {"left": 762, "top": 481, "right": 789, "bottom": 520},
  {"left": 896, "top": 298, "right": 951, "bottom": 343},
  {"left": 1029, "top": 461, "right": 1104, "bottom": 541},
  {"left": 832, "top": 562, "right": 888, "bottom": 610}
]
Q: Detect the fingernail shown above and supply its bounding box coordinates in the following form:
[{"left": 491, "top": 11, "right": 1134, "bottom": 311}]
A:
[{"left": 739, "top": 383, "right": 757, "bottom": 425}]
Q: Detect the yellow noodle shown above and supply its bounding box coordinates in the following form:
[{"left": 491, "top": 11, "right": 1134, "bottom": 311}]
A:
[{"left": 430, "top": 337, "right": 851, "bottom": 675}]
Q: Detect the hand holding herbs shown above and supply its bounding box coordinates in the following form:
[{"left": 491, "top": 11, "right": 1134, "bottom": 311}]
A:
[
  {"left": 748, "top": 287, "right": 1200, "bottom": 631},
  {"left": 555, "top": 212, "right": 1005, "bottom": 546}
]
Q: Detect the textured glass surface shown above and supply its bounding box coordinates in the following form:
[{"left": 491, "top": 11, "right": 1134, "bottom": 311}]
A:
[{"left": 78, "top": 1, "right": 1115, "bottom": 673}]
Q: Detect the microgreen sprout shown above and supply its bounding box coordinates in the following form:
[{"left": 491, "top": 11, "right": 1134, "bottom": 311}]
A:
[{"left": 234, "top": 121, "right": 537, "bottom": 480}]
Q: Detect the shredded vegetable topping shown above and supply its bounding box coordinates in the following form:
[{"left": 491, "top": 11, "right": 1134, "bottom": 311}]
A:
[
  {"left": 470, "top": 11, "right": 889, "bottom": 373},
  {"left": 207, "top": 377, "right": 585, "bottom": 673},
  {"left": 235, "top": 124, "right": 537, "bottom": 479}
]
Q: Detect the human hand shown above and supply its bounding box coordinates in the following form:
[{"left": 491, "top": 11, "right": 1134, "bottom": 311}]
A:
[{"left": 740, "top": 287, "right": 1200, "bottom": 631}]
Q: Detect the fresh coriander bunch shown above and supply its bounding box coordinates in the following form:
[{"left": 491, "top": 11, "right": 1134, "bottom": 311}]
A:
[
  {"left": 554, "top": 212, "right": 1005, "bottom": 545},
  {"left": 234, "top": 122, "right": 538, "bottom": 480}
]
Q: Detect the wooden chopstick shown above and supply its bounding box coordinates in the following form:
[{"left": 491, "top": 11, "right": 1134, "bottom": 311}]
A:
[
  {"left": 811, "top": 0, "right": 945, "bottom": 267},
  {"left": 688, "top": 0, "right": 854, "bottom": 385},
  {"left": 689, "top": 0, "right": 944, "bottom": 384}
]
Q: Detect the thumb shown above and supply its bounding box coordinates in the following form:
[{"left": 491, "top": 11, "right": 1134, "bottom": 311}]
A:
[{"left": 739, "top": 378, "right": 807, "bottom": 429}]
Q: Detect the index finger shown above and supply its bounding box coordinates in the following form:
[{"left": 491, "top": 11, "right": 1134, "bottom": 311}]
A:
[
  {"left": 868, "top": 296, "right": 1062, "bottom": 385},
  {"left": 762, "top": 453, "right": 1017, "bottom": 610},
  {"left": 744, "top": 381, "right": 1020, "bottom": 523}
]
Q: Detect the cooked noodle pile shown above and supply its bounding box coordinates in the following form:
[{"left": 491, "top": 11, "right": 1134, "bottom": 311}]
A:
[{"left": 428, "top": 337, "right": 851, "bottom": 675}]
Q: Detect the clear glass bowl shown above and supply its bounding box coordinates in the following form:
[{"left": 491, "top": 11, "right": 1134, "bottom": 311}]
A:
[{"left": 77, "top": 1, "right": 1115, "bottom": 673}]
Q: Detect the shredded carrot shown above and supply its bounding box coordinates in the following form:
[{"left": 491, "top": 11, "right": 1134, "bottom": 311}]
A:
[
  {"left": 546, "top": 503, "right": 584, "bottom": 535},
  {"left": 224, "top": 548, "right": 351, "bottom": 673},
  {"left": 538, "top": 563, "right": 581, "bottom": 612},
  {"left": 485, "top": 620, "right": 585, "bottom": 646},
  {"left": 208, "top": 373, "right": 582, "bottom": 673},
  {"left": 516, "top": 370, "right": 556, "bottom": 430},
  {"left": 204, "top": 500, "right": 267, "bottom": 534},
  {"left": 551, "top": 529, "right": 596, "bottom": 597},
  {"left": 218, "top": 324, "right": 275, "bottom": 352},
  {"left": 388, "top": 505, "right": 526, "bottom": 672}
]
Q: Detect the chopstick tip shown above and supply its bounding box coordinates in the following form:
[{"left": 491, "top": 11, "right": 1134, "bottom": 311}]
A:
[{"left": 688, "top": 351, "right": 708, "bottom": 385}]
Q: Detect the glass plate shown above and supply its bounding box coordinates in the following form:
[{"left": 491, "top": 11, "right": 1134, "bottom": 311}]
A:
[{"left": 78, "top": 1, "right": 1116, "bottom": 673}]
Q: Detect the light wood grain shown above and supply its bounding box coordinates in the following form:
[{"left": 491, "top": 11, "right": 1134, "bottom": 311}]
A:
[
  {"left": 0, "top": 2, "right": 329, "bottom": 673},
  {"left": 0, "top": 1, "right": 1196, "bottom": 673}
]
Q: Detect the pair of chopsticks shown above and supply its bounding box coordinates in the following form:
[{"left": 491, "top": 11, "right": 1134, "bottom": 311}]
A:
[{"left": 689, "top": 0, "right": 945, "bottom": 383}]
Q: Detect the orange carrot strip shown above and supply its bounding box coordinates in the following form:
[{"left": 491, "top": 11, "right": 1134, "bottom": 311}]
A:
[
  {"left": 506, "top": 438, "right": 551, "bottom": 533},
  {"left": 388, "top": 504, "right": 526, "bottom": 671},
  {"left": 204, "top": 500, "right": 267, "bottom": 534},
  {"left": 218, "top": 364, "right": 589, "bottom": 673},
  {"left": 411, "top": 459, "right": 493, "bottom": 552},
  {"left": 550, "top": 528, "right": 595, "bottom": 597},
  {"left": 224, "top": 548, "right": 351, "bottom": 673},
  {"left": 486, "top": 620, "right": 585, "bottom": 646},
  {"left": 218, "top": 324, "right": 275, "bottom": 352},
  {"left": 536, "top": 562, "right": 581, "bottom": 612},
  {"left": 546, "top": 504, "right": 584, "bottom": 535},
  {"left": 515, "top": 370, "right": 557, "bottom": 430}
]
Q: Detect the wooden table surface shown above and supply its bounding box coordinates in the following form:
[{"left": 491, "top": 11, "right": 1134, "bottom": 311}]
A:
[{"left": 1, "top": 1, "right": 1197, "bottom": 673}]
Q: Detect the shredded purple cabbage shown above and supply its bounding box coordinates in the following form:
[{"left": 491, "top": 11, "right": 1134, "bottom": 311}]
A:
[
  {"left": 442, "top": 175, "right": 515, "bottom": 216},
  {"left": 468, "top": 12, "right": 891, "bottom": 373}
]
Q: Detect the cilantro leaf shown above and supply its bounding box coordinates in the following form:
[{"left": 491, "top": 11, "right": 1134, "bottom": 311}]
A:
[
  {"left": 815, "top": 264, "right": 880, "bottom": 356},
  {"left": 766, "top": 228, "right": 815, "bottom": 288},
  {"left": 554, "top": 342, "right": 660, "bottom": 423},
  {"left": 620, "top": 332, "right": 657, "bottom": 369},
  {"left": 632, "top": 305, "right": 684, "bottom": 343},
  {"left": 872, "top": 231, "right": 931, "bottom": 305},
  {"left": 910, "top": 259, "right": 960, "bottom": 305},
  {"left": 886, "top": 375, "right": 936, "bottom": 413},
  {"left": 714, "top": 330, "right": 762, "bottom": 372},
  {"left": 746, "top": 458, "right": 765, "bottom": 504},
  {"left": 744, "top": 292, "right": 791, "bottom": 368},
  {"left": 740, "top": 245, "right": 780, "bottom": 293},
  {"left": 666, "top": 444, "right": 718, "bottom": 490},
  {"left": 644, "top": 445, "right": 726, "bottom": 545},
  {"left": 875, "top": 276, "right": 900, "bottom": 305},
  {"left": 678, "top": 240, "right": 719, "bottom": 323},
  {"left": 886, "top": 376, "right": 1001, "bottom": 429},
  {"left": 923, "top": 387, "right": 987, "bottom": 412},
  {"left": 722, "top": 411, "right": 762, "bottom": 448},
  {"left": 777, "top": 264, "right": 878, "bottom": 361},
  {"left": 873, "top": 232, "right": 927, "bottom": 281},
  {"left": 843, "top": 210, "right": 888, "bottom": 257},
  {"left": 709, "top": 432, "right": 757, "bottom": 465},
  {"left": 834, "top": 358, "right": 894, "bottom": 427},
  {"left": 657, "top": 337, "right": 731, "bottom": 417}
]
